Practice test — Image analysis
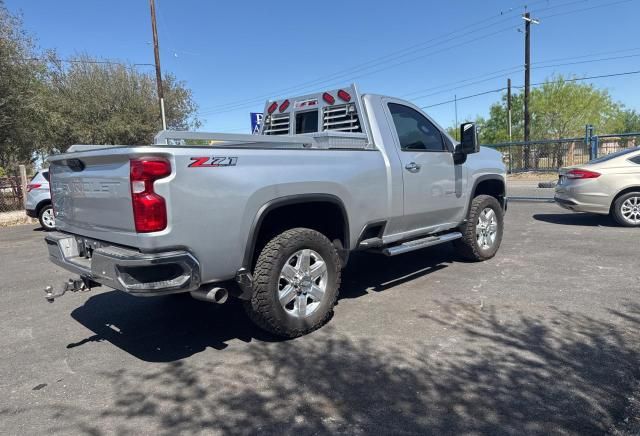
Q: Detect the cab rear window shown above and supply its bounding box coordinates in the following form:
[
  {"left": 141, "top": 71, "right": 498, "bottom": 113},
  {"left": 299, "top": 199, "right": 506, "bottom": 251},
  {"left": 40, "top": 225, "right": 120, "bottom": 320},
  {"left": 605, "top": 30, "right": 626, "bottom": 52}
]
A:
[{"left": 295, "top": 110, "right": 319, "bottom": 134}]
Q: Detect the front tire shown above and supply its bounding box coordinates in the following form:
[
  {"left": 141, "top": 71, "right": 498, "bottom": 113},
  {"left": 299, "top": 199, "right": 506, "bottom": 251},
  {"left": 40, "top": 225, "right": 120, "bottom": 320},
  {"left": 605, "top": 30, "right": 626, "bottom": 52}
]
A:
[
  {"left": 454, "top": 195, "right": 504, "bottom": 261},
  {"left": 38, "top": 204, "right": 56, "bottom": 231},
  {"left": 612, "top": 192, "right": 640, "bottom": 227},
  {"left": 245, "top": 228, "right": 342, "bottom": 338}
]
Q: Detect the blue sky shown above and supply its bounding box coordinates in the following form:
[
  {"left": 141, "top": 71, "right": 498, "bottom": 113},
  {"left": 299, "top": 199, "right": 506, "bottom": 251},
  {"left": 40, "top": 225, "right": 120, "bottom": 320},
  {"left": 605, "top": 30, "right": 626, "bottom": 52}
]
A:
[{"left": 6, "top": 0, "right": 640, "bottom": 133}]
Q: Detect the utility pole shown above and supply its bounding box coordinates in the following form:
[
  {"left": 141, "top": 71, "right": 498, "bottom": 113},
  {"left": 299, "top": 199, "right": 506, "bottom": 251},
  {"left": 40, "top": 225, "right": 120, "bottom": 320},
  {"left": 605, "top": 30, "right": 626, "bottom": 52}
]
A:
[
  {"left": 454, "top": 94, "right": 459, "bottom": 141},
  {"left": 522, "top": 12, "right": 539, "bottom": 169},
  {"left": 507, "top": 78, "right": 512, "bottom": 142},
  {"left": 149, "top": 0, "right": 167, "bottom": 130}
]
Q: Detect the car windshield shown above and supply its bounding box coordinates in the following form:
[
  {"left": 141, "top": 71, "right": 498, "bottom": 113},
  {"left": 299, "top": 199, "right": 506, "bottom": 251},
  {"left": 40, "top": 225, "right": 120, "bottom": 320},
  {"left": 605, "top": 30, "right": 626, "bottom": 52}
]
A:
[{"left": 588, "top": 146, "right": 640, "bottom": 164}]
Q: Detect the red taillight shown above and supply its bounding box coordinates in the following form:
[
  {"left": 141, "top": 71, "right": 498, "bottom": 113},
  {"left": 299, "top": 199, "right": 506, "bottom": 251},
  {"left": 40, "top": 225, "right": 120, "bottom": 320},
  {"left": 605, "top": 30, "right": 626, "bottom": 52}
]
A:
[
  {"left": 130, "top": 158, "right": 171, "bottom": 233},
  {"left": 279, "top": 99, "right": 290, "bottom": 112},
  {"left": 322, "top": 92, "right": 335, "bottom": 105},
  {"left": 337, "top": 89, "right": 351, "bottom": 102},
  {"left": 267, "top": 102, "right": 278, "bottom": 114},
  {"left": 27, "top": 183, "right": 41, "bottom": 192},
  {"left": 566, "top": 169, "right": 601, "bottom": 179}
]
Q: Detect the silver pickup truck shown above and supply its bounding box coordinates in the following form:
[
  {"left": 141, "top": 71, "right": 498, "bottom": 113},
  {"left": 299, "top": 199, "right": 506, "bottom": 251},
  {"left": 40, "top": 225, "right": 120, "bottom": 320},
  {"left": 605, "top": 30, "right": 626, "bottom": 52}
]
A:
[{"left": 44, "top": 85, "right": 506, "bottom": 337}]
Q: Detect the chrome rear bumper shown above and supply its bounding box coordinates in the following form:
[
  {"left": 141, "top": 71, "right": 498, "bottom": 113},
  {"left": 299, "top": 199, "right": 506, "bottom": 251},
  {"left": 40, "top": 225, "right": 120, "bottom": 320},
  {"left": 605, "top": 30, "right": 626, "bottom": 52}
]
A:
[{"left": 45, "top": 232, "right": 200, "bottom": 296}]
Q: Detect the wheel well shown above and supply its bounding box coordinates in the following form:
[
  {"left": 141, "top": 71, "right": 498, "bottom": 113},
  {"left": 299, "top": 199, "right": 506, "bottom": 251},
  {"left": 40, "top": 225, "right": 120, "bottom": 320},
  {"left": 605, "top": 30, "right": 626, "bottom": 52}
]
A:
[
  {"left": 36, "top": 199, "right": 52, "bottom": 215},
  {"left": 610, "top": 187, "right": 640, "bottom": 213},
  {"left": 247, "top": 200, "right": 349, "bottom": 269},
  {"left": 473, "top": 178, "right": 505, "bottom": 205}
]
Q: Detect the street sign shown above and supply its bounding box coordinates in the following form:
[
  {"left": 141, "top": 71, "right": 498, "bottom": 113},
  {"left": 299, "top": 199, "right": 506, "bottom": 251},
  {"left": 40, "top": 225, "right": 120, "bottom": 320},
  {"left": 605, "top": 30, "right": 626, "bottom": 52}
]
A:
[{"left": 251, "top": 112, "right": 263, "bottom": 135}]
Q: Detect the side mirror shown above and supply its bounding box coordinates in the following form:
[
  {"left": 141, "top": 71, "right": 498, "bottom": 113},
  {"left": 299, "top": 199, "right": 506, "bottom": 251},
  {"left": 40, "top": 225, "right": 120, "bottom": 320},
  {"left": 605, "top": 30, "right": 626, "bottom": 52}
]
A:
[{"left": 460, "top": 122, "right": 480, "bottom": 154}]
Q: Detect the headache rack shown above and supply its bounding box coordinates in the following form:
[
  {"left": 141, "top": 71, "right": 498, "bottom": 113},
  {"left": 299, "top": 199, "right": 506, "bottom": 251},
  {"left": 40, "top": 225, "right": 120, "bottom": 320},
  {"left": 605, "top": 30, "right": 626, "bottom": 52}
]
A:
[
  {"left": 153, "top": 84, "right": 372, "bottom": 150},
  {"left": 322, "top": 104, "right": 360, "bottom": 132},
  {"left": 261, "top": 84, "right": 369, "bottom": 139},
  {"left": 263, "top": 113, "right": 291, "bottom": 135}
]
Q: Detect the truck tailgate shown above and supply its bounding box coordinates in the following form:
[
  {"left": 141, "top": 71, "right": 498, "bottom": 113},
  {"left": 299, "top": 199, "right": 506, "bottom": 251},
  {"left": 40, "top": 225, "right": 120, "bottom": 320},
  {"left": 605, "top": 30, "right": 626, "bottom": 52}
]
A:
[{"left": 49, "top": 153, "right": 135, "bottom": 235}]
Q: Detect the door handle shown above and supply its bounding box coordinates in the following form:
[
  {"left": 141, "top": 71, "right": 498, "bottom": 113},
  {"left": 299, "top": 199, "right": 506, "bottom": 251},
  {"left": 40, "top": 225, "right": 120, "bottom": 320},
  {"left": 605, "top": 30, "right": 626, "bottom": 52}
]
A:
[{"left": 405, "top": 162, "right": 421, "bottom": 173}]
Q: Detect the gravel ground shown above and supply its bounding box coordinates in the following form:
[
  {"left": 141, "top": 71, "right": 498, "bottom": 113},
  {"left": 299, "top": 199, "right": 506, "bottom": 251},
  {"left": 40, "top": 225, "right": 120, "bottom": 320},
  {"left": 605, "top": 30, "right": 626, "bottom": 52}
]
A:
[
  {"left": 1, "top": 202, "right": 639, "bottom": 435},
  {"left": 0, "top": 210, "right": 36, "bottom": 227}
]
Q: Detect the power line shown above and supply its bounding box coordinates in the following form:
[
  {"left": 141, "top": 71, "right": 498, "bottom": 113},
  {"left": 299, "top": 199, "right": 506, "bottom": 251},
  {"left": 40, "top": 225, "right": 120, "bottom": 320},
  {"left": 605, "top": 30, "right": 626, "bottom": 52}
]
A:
[
  {"left": 198, "top": 23, "right": 520, "bottom": 116},
  {"left": 15, "top": 57, "right": 154, "bottom": 67},
  {"left": 422, "top": 88, "right": 508, "bottom": 109},
  {"left": 196, "top": 0, "right": 605, "bottom": 115},
  {"left": 406, "top": 50, "right": 640, "bottom": 102},
  {"left": 402, "top": 46, "right": 640, "bottom": 100},
  {"left": 421, "top": 69, "right": 640, "bottom": 109},
  {"left": 538, "top": 0, "right": 634, "bottom": 19},
  {"left": 516, "top": 70, "right": 640, "bottom": 89},
  {"left": 198, "top": 0, "right": 631, "bottom": 116},
  {"left": 197, "top": 3, "right": 571, "bottom": 115}
]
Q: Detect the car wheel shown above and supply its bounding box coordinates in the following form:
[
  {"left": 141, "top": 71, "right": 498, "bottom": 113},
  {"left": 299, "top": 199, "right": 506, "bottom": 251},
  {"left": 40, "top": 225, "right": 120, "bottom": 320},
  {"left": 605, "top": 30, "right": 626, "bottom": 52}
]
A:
[
  {"left": 454, "top": 194, "right": 504, "bottom": 261},
  {"left": 38, "top": 204, "right": 56, "bottom": 231},
  {"left": 244, "top": 228, "right": 341, "bottom": 338},
  {"left": 612, "top": 192, "right": 640, "bottom": 227}
]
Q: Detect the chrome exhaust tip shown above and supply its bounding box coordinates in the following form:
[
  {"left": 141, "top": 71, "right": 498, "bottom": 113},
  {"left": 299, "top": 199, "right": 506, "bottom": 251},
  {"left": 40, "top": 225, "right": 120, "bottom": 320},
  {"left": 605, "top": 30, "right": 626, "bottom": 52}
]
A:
[{"left": 190, "top": 286, "right": 228, "bottom": 304}]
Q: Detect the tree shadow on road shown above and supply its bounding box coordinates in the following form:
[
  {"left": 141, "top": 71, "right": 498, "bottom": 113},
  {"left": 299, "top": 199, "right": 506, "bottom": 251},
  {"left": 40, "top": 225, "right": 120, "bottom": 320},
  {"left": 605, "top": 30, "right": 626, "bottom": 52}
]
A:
[
  {"left": 66, "top": 245, "right": 452, "bottom": 362},
  {"left": 44, "top": 301, "right": 640, "bottom": 435}
]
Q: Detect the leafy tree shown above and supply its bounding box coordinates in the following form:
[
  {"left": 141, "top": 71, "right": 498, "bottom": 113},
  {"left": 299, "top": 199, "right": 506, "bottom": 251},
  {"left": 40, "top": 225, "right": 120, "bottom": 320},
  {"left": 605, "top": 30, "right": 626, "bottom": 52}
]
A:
[
  {"left": 1, "top": 1, "right": 200, "bottom": 167},
  {"left": 0, "top": 2, "right": 49, "bottom": 170},
  {"left": 616, "top": 109, "right": 640, "bottom": 133},
  {"left": 45, "top": 54, "right": 200, "bottom": 150},
  {"left": 473, "top": 76, "right": 637, "bottom": 144}
]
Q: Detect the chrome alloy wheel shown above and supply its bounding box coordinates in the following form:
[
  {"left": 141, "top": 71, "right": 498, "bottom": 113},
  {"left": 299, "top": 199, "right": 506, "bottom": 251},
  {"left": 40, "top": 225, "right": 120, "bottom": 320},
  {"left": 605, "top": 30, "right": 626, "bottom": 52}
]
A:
[
  {"left": 42, "top": 207, "right": 55, "bottom": 229},
  {"left": 278, "top": 249, "right": 328, "bottom": 318},
  {"left": 621, "top": 196, "right": 640, "bottom": 225},
  {"left": 476, "top": 207, "right": 498, "bottom": 250}
]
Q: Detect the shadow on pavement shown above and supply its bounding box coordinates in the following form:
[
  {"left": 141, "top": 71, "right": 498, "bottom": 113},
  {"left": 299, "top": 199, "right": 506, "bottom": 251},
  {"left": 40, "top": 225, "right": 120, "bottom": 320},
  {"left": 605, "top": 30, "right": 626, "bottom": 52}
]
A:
[
  {"left": 67, "top": 245, "right": 452, "bottom": 362},
  {"left": 533, "top": 212, "right": 615, "bottom": 227},
  {"left": 42, "top": 301, "right": 640, "bottom": 434}
]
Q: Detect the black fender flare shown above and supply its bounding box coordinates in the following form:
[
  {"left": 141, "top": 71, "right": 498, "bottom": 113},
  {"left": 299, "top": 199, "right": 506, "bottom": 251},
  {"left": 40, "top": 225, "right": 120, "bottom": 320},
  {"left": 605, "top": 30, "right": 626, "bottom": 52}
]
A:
[
  {"left": 241, "top": 193, "right": 350, "bottom": 270},
  {"left": 467, "top": 175, "right": 507, "bottom": 214}
]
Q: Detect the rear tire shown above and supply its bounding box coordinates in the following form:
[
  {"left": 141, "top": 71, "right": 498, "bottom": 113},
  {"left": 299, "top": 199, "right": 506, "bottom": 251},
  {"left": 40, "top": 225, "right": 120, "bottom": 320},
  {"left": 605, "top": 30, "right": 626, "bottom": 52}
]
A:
[
  {"left": 612, "top": 192, "right": 640, "bottom": 227},
  {"left": 244, "top": 228, "right": 341, "bottom": 338},
  {"left": 38, "top": 204, "right": 55, "bottom": 231},
  {"left": 454, "top": 195, "right": 504, "bottom": 261}
]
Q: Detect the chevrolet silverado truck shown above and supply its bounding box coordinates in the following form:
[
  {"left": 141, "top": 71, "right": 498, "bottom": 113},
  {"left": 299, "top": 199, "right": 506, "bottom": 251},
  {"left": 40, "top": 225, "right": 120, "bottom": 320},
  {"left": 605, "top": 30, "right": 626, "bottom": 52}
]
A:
[{"left": 44, "top": 85, "right": 506, "bottom": 338}]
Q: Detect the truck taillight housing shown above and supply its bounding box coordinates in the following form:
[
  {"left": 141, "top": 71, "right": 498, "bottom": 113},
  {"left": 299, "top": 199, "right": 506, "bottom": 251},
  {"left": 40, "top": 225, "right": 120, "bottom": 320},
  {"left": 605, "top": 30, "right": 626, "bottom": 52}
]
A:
[{"left": 130, "top": 158, "right": 171, "bottom": 233}]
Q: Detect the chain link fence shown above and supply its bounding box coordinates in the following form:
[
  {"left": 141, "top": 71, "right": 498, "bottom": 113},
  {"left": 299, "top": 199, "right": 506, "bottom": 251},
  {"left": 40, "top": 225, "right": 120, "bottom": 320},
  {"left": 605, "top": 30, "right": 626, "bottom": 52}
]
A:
[
  {"left": 0, "top": 176, "right": 24, "bottom": 213},
  {"left": 485, "top": 132, "right": 639, "bottom": 173}
]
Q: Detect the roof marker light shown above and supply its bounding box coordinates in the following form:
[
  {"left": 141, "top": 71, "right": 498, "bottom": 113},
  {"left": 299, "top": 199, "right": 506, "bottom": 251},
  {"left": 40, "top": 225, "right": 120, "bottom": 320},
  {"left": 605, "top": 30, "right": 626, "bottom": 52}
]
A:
[
  {"left": 279, "top": 99, "right": 290, "bottom": 112},
  {"left": 267, "top": 102, "right": 278, "bottom": 114},
  {"left": 322, "top": 92, "right": 335, "bottom": 105},
  {"left": 337, "top": 89, "right": 351, "bottom": 102}
]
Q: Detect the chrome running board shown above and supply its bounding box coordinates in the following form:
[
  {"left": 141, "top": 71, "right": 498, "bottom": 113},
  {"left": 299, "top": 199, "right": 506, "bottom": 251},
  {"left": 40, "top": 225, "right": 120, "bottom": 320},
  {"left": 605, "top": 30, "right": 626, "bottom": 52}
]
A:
[{"left": 382, "top": 232, "right": 462, "bottom": 256}]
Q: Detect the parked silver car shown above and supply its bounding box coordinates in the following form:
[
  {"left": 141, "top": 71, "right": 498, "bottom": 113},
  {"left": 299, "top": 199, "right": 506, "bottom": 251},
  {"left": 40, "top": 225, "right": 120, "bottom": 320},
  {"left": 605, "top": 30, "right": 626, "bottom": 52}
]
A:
[
  {"left": 554, "top": 146, "right": 640, "bottom": 226},
  {"left": 25, "top": 169, "right": 55, "bottom": 230}
]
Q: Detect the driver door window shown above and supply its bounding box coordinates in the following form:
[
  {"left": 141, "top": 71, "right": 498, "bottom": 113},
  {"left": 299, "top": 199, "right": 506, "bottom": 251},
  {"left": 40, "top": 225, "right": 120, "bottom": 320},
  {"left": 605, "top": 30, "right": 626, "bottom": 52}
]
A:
[{"left": 388, "top": 103, "right": 445, "bottom": 152}]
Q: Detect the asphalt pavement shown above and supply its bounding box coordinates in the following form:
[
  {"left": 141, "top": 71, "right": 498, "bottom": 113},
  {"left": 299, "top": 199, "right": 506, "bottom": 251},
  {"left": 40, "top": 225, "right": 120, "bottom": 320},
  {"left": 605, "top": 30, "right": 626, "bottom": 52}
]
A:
[{"left": 1, "top": 202, "right": 639, "bottom": 435}]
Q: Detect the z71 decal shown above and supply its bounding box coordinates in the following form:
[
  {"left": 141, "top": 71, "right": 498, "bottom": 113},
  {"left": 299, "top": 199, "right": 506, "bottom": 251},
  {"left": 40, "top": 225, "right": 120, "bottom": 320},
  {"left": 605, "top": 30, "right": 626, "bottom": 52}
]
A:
[{"left": 188, "top": 156, "right": 238, "bottom": 168}]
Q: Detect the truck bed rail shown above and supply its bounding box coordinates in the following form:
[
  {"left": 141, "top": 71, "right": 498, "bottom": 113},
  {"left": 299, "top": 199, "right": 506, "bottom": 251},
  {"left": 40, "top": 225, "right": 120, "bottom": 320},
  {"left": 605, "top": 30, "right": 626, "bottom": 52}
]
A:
[{"left": 153, "top": 130, "right": 370, "bottom": 150}]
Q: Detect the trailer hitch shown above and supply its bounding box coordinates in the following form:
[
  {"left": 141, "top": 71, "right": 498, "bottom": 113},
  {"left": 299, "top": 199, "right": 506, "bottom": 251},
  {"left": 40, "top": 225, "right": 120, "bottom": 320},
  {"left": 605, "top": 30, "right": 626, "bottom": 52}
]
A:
[{"left": 44, "top": 277, "right": 97, "bottom": 303}]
